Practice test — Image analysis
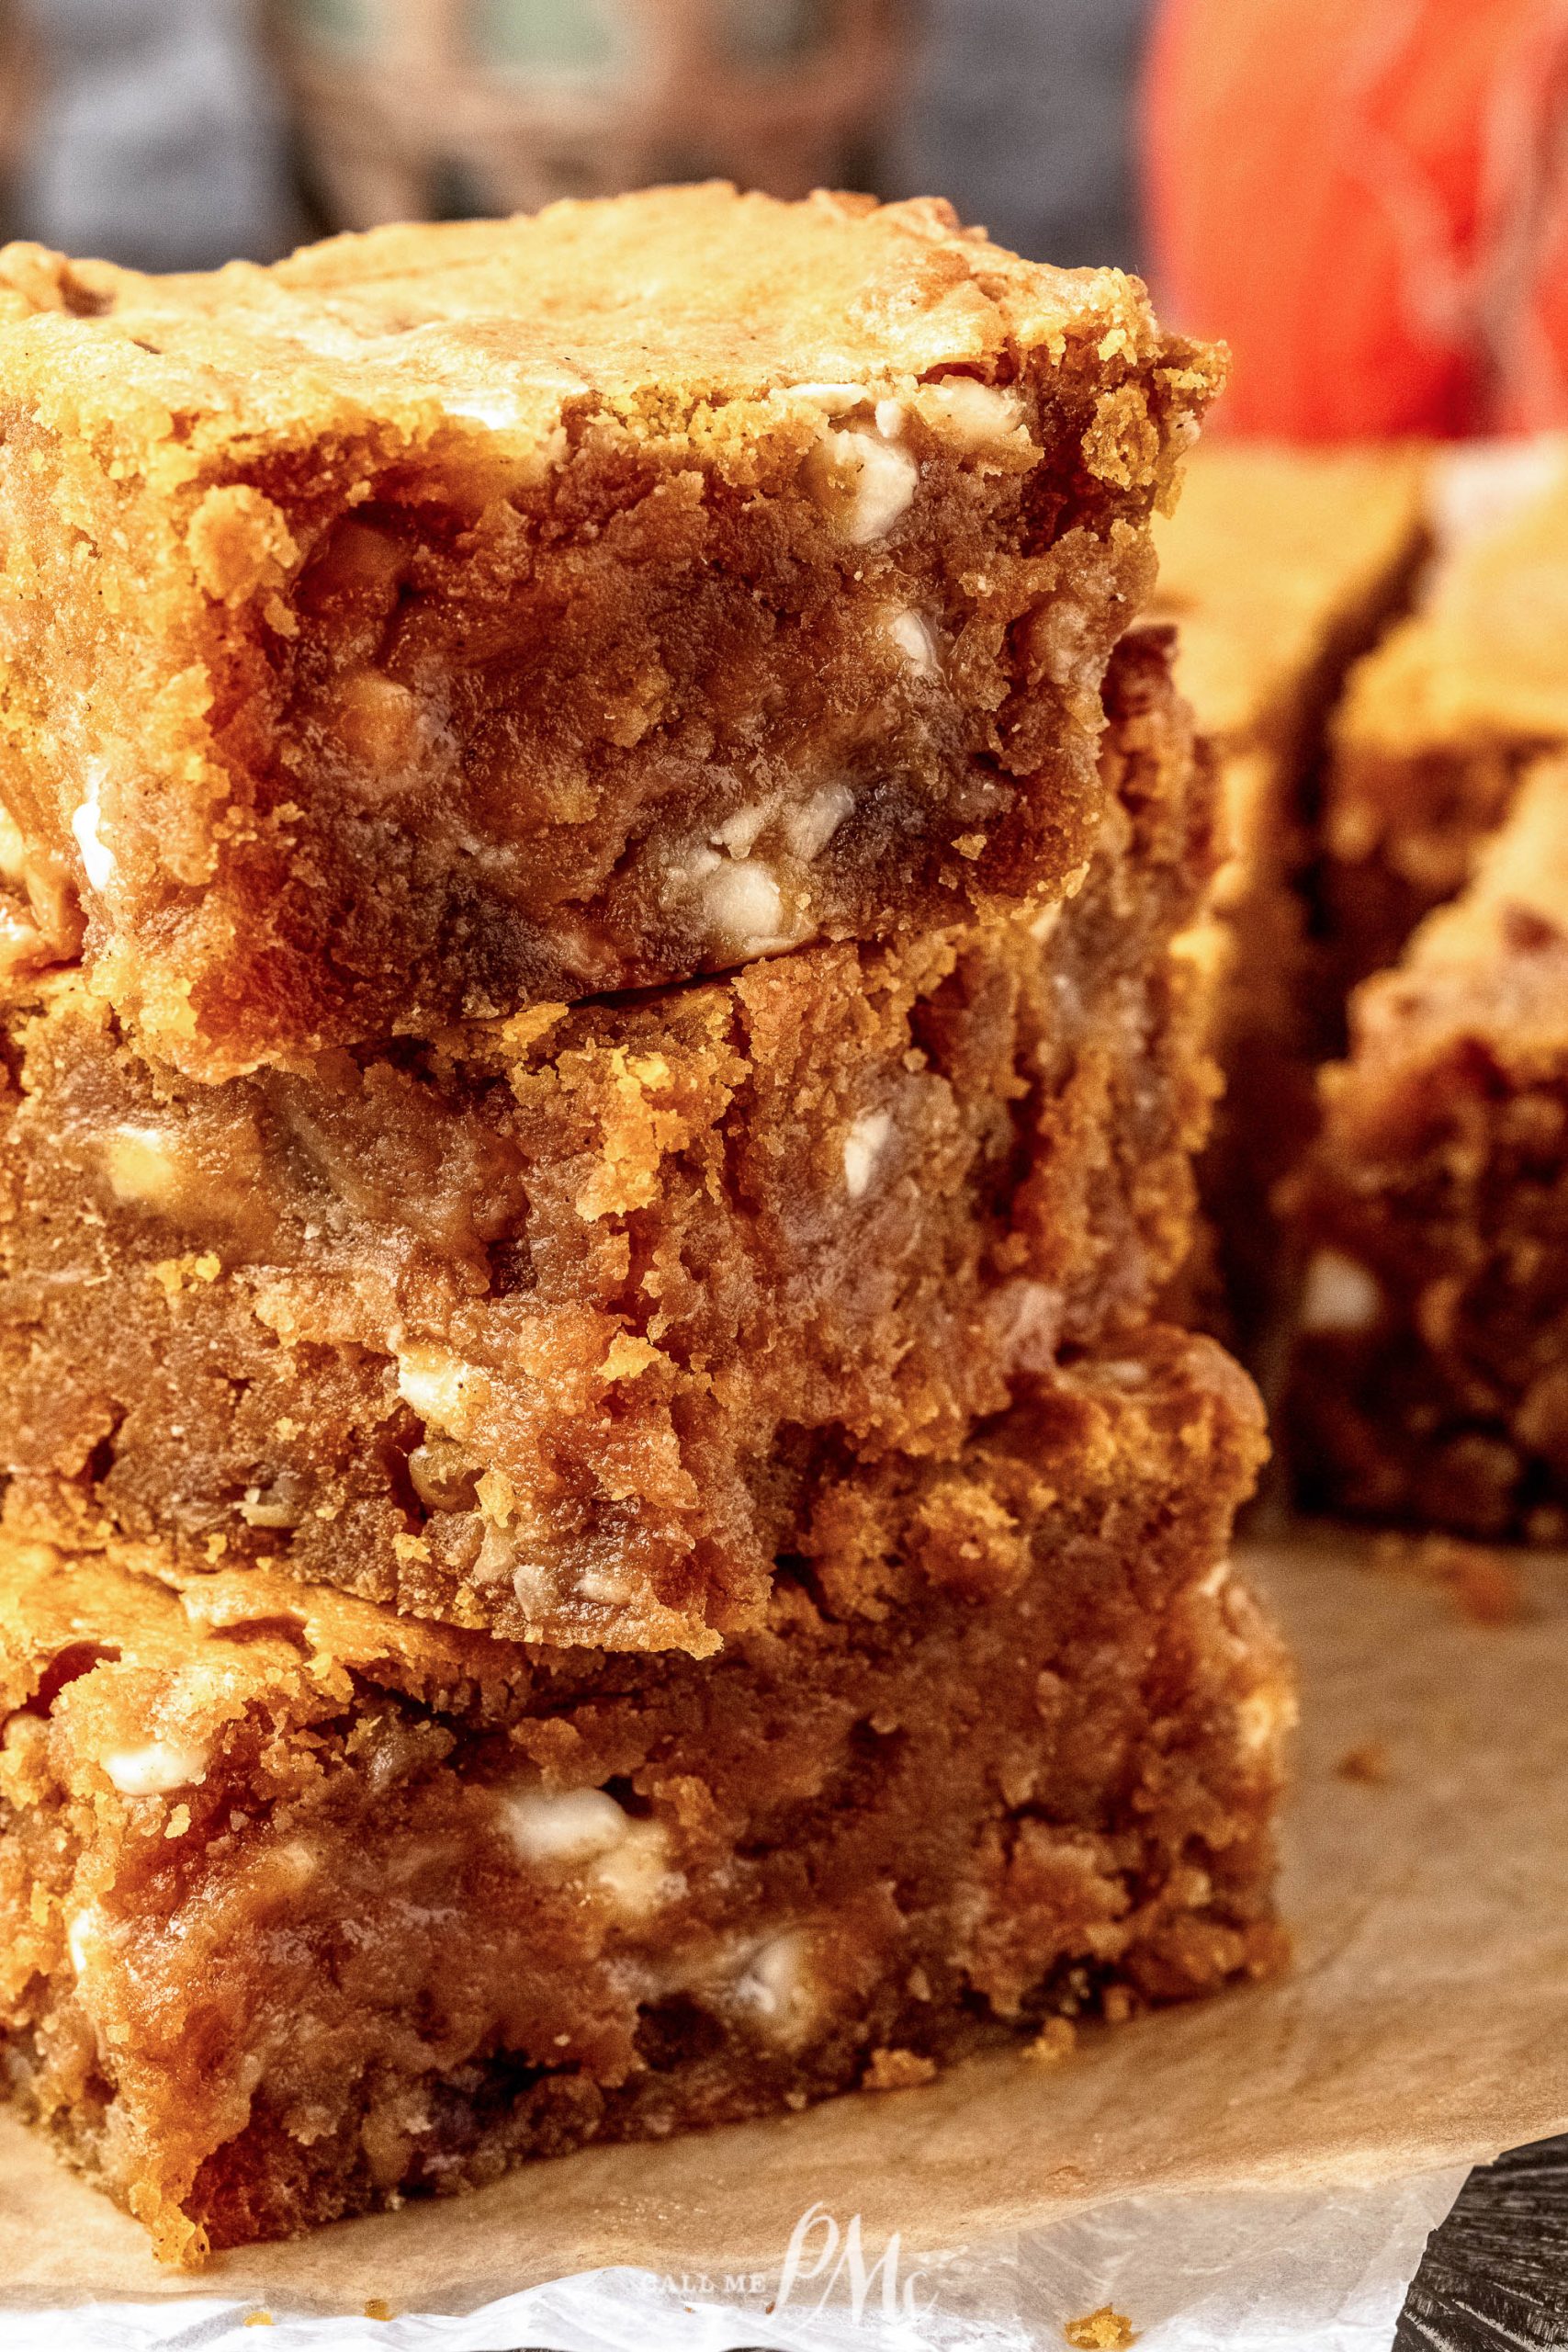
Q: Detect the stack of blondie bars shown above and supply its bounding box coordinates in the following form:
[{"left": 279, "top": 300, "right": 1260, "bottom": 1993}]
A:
[{"left": 0, "top": 187, "right": 1290, "bottom": 2257}]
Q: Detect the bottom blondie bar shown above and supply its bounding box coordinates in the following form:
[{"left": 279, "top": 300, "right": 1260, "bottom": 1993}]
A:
[
  {"left": 0, "top": 1329, "right": 1285, "bottom": 2261},
  {"left": 1284, "top": 754, "right": 1568, "bottom": 1537}
]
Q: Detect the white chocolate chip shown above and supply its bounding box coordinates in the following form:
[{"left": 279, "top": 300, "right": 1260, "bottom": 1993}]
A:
[
  {"left": 784, "top": 381, "right": 868, "bottom": 413},
  {"left": 506, "top": 1551, "right": 551, "bottom": 1607},
  {"left": 499, "top": 1786, "right": 632, "bottom": 1866},
  {"left": 444, "top": 390, "right": 531, "bottom": 432},
  {"left": 712, "top": 801, "right": 773, "bottom": 859},
  {"left": 921, "top": 377, "right": 1029, "bottom": 453},
  {"left": 886, "top": 608, "right": 938, "bottom": 677},
  {"left": 732, "top": 1929, "right": 819, "bottom": 2043},
  {"left": 102, "top": 1124, "right": 184, "bottom": 1206},
  {"left": 782, "top": 782, "right": 854, "bottom": 862},
  {"left": 697, "top": 857, "right": 795, "bottom": 956},
  {"left": 590, "top": 1821, "right": 684, "bottom": 1916},
  {"left": 663, "top": 842, "right": 723, "bottom": 892},
  {"left": 71, "top": 761, "right": 114, "bottom": 891},
  {"left": 499, "top": 1788, "right": 682, "bottom": 1915},
  {"left": 1028, "top": 900, "right": 1063, "bottom": 944},
  {"left": 808, "top": 425, "right": 919, "bottom": 546},
  {"left": 103, "top": 1738, "right": 209, "bottom": 1796},
  {"left": 842, "top": 1108, "right": 892, "bottom": 1199},
  {"left": 395, "top": 1347, "right": 479, "bottom": 1438},
  {"left": 66, "top": 1905, "right": 101, "bottom": 1975},
  {"left": 1299, "top": 1250, "right": 1382, "bottom": 1334},
  {"left": 874, "top": 396, "right": 906, "bottom": 440},
  {"left": 238, "top": 1477, "right": 308, "bottom": 1531},
  {"left": 1029, "top": 597, "right": 1097, "bottom": 690}
]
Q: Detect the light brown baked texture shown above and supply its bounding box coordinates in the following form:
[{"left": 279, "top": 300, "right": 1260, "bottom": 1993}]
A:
[
  {"left": 1283, "top": 753, "right": 1568, "bottom": 1538},
  {"left": 1322, "top": 443, "right": 1568, "bottom": 989},
  {"left": 1145, "top": 440, "right": 1428, "bottom": 1337},
  {"left": 0, "top": 184, "right": 1218, "bottom": 1079},
  {"left": 0, "top": 1327, "right": 1286, "bottom": 2262},
  {"left": 0, "top": 634, "right": 1215, "bottom": 1653}
]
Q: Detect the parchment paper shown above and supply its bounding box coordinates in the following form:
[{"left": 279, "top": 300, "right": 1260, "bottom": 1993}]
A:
[{"left": 1, "top": 1534, "right": 1565, "bottom": 2345}]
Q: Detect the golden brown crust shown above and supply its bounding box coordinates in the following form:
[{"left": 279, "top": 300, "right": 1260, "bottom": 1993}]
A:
[{"left": 0, "top": 189, "right": 1186, "bottom": 444}]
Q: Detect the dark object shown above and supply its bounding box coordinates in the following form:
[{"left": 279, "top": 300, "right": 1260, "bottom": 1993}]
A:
[
  {"left": 897, "top": 0, "right": 1149, "bottom": 269},
  {"left": 8, "top": 0, "right": 294, "bottom": 268},
  {"left": 1398, "top": 2136, "right": 1568, "bottom": 2349}
]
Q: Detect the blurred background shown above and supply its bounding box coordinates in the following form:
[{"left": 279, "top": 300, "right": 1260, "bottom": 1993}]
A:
[{"left": 0, "top": 0, "right": 1562, "bottom": 437}]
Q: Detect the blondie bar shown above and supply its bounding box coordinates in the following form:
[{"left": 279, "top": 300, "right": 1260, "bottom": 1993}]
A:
[
  {"left": 0, "top": 634, "right": 1214, "bottom": 1652},
  {"left": 1323, "top": 442, "right": 1568, "bottom": 989},
  {"left": 0, "top": 1328, "right": 1285, "bottom": 2260},
  {"left": 1284, "top": 753, "right": 1568, "bottom": 1538},
  {"left": 0, "top": 185, "right": 1218, "bottom": 1078},
  {"left": 1145, "top": 441, "right": 1427, "bottom": 1331}
]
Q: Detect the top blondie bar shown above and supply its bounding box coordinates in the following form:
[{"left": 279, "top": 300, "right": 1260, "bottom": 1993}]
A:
[{"left": 0, "top": 184, "right": 1218, "bottom": 1077}]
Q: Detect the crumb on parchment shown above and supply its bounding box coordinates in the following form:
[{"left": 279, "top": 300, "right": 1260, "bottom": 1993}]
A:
[
  {"left": 862, "top": 2046, "right": 939, "bottom": 2091},
  {"left": 1337, "top": 1739, "right": 1393, "bottom": 1784},
  {"left": 1372, "top": 1532, "right": 1525, "bottom": 1626},
  {"left": 1024, "top": 2016, "right": 1078, "bottom": 2064},
  {"left": 1064, "top": 2307, "right": 1139, "bottom": 2348}
]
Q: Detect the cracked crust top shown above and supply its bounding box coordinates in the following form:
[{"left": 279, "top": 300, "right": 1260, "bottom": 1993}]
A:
[{"left": 0, "top": 184, "right": 1216, "bottom": 478}]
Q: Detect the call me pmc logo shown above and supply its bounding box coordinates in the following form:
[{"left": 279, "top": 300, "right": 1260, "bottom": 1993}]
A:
[{"left": 660, "top": 2201, "right": 942, "bottom": 2330}]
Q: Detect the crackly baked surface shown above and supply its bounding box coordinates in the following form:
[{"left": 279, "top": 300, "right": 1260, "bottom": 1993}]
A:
[
  {"left": 1322, "top": 441, "right": 1568, "bottom": 986},
  {"left": 1283, "top": 753, "right": 1568, "bottom": 1538},
  {"left": 0, "top": 184, "right": 1218, "bottom": 1077},
  {"left": 0, "top": 632, "right": 1217, "bottom": 1653},
  {"left": 1145, "top": 441, "right": 1429, "bottom": 1336},
  {"left": 0, "top": 1327, "right": 1284, "bottom": 2263}
]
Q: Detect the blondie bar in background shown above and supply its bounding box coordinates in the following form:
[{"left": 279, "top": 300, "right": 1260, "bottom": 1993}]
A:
[
  {"left": 1321, "top": 441, "right": 1568, "bottom": 990},
  {"left": 1145, "top": 439, "right": 1428, "bottom": 1339},
  {"left": 1274, "top": 442, "right": 1568, "bottom": 1535},
  {"left": 1285, "top": 755, "right": 1568, "bottom": 1540}
]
